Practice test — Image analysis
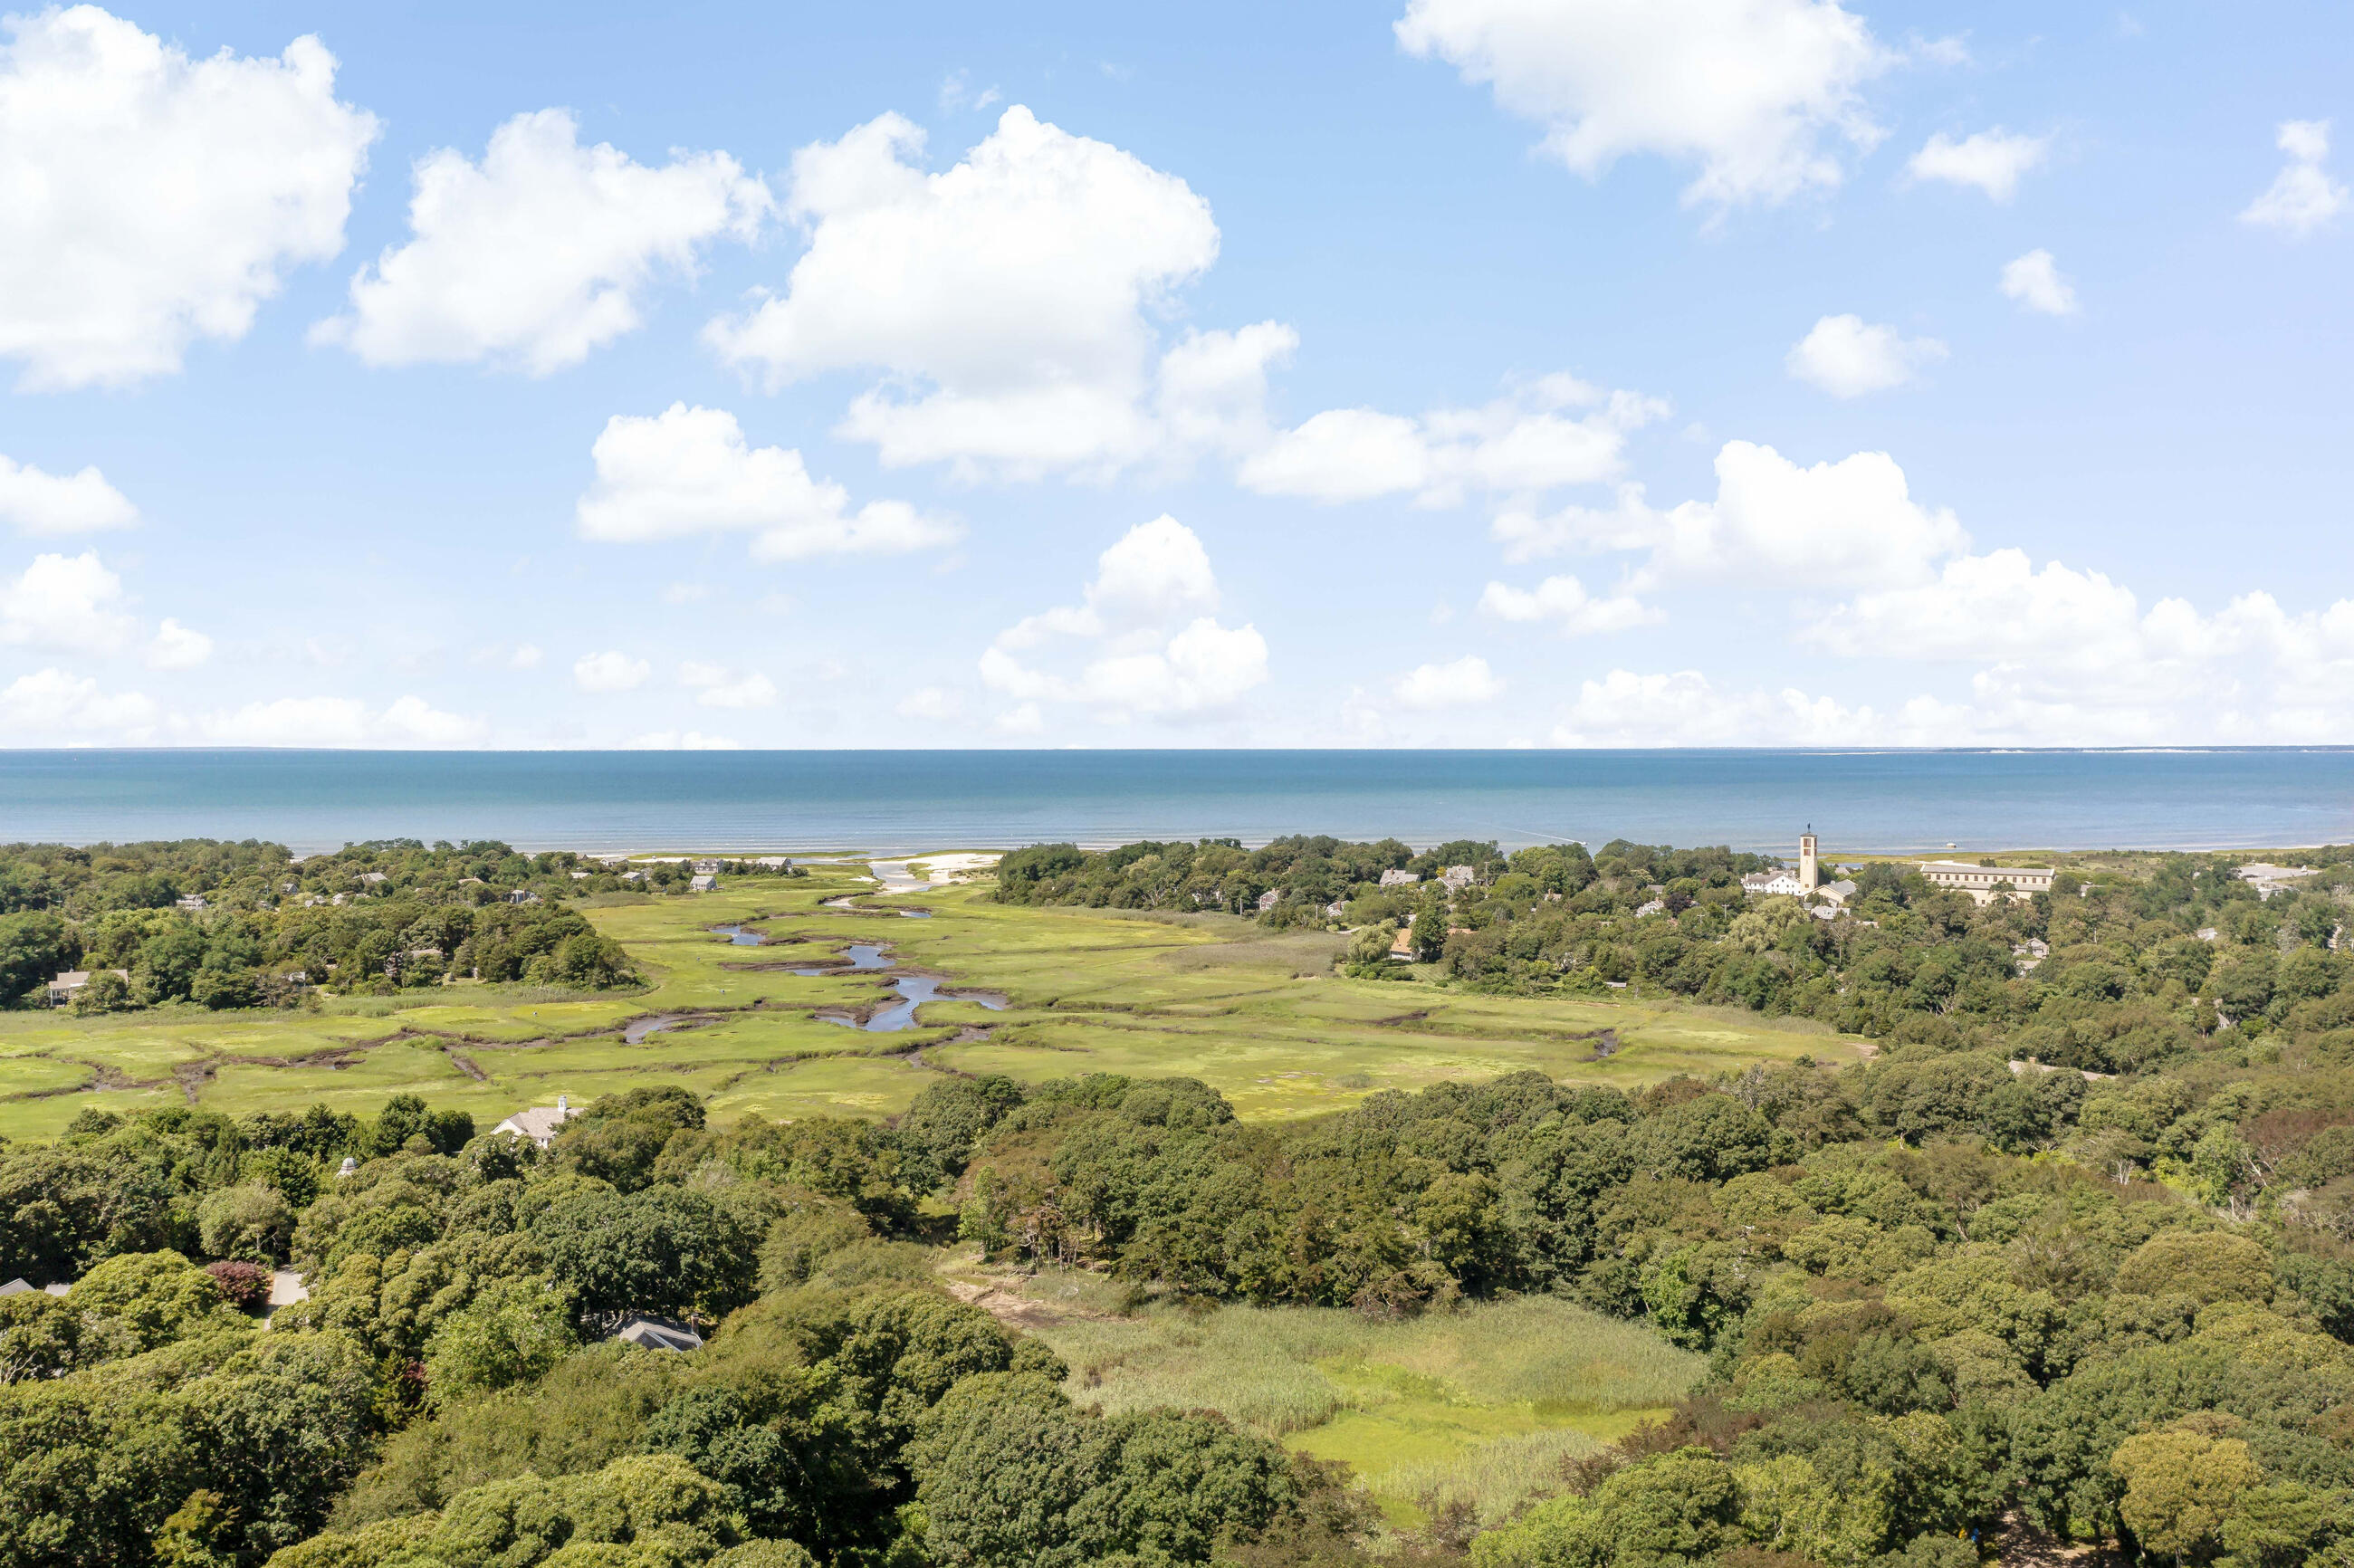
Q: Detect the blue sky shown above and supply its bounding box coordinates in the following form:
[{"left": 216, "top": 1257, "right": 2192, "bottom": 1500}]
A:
[{"left": 0, "top": 0, "right": 2349, "bottom": 749}]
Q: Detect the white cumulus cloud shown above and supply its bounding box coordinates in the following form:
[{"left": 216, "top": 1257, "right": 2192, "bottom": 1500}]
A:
[
  {"left": 678, "top": 661, "right": 779, "bottom": 709},
  {"left": 1395, "top": 0, "right": 1890, "bottom": 207},
  {"left": 146, "top": 618, "right": 213, "bottom": 670},
  {"left": 895, "top": 686, "right": 964, "bottom": 722},
  {"left": 2241, "top": 119, "right": 2348, "bottom": 237},
  {"left": 2000, "top": 250, "right": 2078, "bottom": 316},
  {"left": 573, "top": 650, "right": 651, "bottom": 692},
  {"left": 0, "top": 668, "right": 158, "bottom": 738},
  {"left": 0, "top": 455, "right": 139, "bottom": 534},
  {"left": 314, "top": 109, "right": 771, "bottom": 372},
  {"left": 706, "top": 107, "right": 1281, "bottom": 480},
  {"left": 1492, "top": 441, "right": 1965, "bottom": 590},
  {"left": 981, "top": 515, "right": 1268, "bottom": 721},
  {"left": 577, "top": 403, "right": 959, "bottom": 561},
  {"left": 1785, "top": 314, "right": 1946, "bottom": 397},
  {"left": 1393, "top": 655, "right": 1503, "bottom": 709},
  {"left": 0, "top": 6, "right": 378, "bottom": 389},
  {"left": 1478, "top": 574, "right": 1659, "bottom": 635},
  {"left": 1553, "top": 668, "right": 1869, "bottom": 745},
  {"left": 1905, "top": 129, "right": 2048, "bottom": 202},
  {"left": 627, "top": 730, "right": 742, "bottom": 751},
  {"left": 195, "top": 693, "right": 483, "bottom": 747},
  {"left": 1239, "top": 377, "right": 1665, "bottom": 506},
  {"left": 0, "top": 551, "right": 137, "bottom": 654}
]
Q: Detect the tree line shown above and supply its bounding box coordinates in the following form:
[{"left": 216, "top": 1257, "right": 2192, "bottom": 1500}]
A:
[
  {"left": 1000, "top": 837, "right": 2354, "bottom": 1077},
  {"left": 0, "top": 839, "right": 655, "bottom": 1011}
]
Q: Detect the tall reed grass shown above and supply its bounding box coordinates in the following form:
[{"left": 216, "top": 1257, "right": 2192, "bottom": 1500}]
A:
[{"left": 1026, "top": 1286, "right": 1702, "bottom": 1439}]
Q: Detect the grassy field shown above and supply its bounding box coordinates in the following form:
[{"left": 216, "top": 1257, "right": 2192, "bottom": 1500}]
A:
[
  {"left": 0, "top": 860, "right": 1863, "bottom": 1139},
  {"left": 986, "top": 1265, "right": 1700, "bottom": 1525}
]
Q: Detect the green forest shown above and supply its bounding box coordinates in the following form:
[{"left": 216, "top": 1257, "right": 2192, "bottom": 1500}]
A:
[
  {"left": 1002, "top": 835, "right": 2354, "bottom": 1070},
  {"left": 0, "top": 839, "right": 686, "bottom": 1011},
  {"left": 8, "top": 834, "right": 2354, "bottom": 1567}
]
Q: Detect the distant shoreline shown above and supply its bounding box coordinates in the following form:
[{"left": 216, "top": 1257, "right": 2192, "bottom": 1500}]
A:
[{"left": 5, "top": 748, "right": 2350, "bottom": 857}]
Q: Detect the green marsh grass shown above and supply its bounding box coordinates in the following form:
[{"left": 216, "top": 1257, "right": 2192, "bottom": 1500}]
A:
[
  {"left": 1, "top": 860, "right": 1862, "bottom": 1137},
  {"left": 1019, "top": 1287, "right": 1702, "bottom": 1523}
]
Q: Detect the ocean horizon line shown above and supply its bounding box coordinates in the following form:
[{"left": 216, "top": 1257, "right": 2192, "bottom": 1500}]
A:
[{"left": 5, "top": 748, "right": 2349, "bottom": 857}]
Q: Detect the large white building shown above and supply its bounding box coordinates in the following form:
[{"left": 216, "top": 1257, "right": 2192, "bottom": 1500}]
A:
[
  {"left": 1916, "top": 860, "right": 2057, "bottom": 904},
  {"left": 1743, "top": 835, "right": 1855, "bottom": 905}
]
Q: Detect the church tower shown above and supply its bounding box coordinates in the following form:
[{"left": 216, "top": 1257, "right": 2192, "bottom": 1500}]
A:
[{"left": 1799, "top": 832, "right": 1819, "bottom": 891}]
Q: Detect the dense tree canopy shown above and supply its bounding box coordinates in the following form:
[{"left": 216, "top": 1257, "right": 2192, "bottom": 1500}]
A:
[
  {"left": 11, "top": 837, "right": 2354, "bottom": 1568},
  {"left": 0, "top": 838, "right": 663, "bottom": 1009}
]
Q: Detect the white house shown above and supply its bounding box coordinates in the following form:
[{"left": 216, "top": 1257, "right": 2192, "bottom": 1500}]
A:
[
  {"left": 1378, "top": 869, "right": 1421, "bottom": 887},
  {"left": 1256, "top": 888, "right": 1281, "bottom": 912},
  {"left": 45, "top": 969, "right": 129, "bottom": 1006},
  {"left": 1745, "top": 869, "right": 1808, "bottom": 897},
  {"left": 1440, "top": 865, "right": 1477, "bottom": 891},
  {"left": 494, "top": 1095, "right": 580, "bottom": 1148},
  {"left": 690, "top": 874, "right": 718, "bottom": 893},
  {"left": 2237, "top": 864, "right": 2319, "bottom": 900}
]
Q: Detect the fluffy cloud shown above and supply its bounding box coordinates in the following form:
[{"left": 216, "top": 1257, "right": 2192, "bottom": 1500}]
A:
[
  {"left": 0, "top": 7, "right": 378, "bottom": 389},
  {"left": 895, "top": 686, "right": 964, "bottom": 722},
  {"left": 981, "top": 515, "right": 1268, "bottom": 720},
  {"left": 996, "top": 512, "right": 1219, "bottom": 649},
  {"left": 1905, "top": 129, "right": 2047, "bottom": 202},
  {"left": 627, "top": 730, "right": 742, "bottom": 750},
  {"left": 1785, "top": 314, "right": 1946, "bottom": 397},
  {"left": 1478, "top": 574, "right": 1659, "bottom": 634},
  {"left": 1239, "top": 377, "right": 1665, "bottom": 505},
  {"left": 1493, "top": 441, "right": 1966, "bottom": 589},
  {"left": 2000, "top": 250, "right": 2077, "bottom": 316},
  {"left": 1393, "top": 655, "right": 1503, "bottom": 708},
  {"left": 577, "top": 404, "right": 959, "bottom": 561},
  {"left": 678, "top": 661, "right": 779, "bottom": 708},
  {"left": 2241, "top": 120, "right": 2348, "bottom": 237},
  {"left": 1801, "top": 548, "right": 2354, "bottom": 735},
  {"left": 195, "top": 693, "right": 483, "bottom": 746},
  {"left": 707, "top": 108, "right": 1277, "bottom": 479},
  {"left": 0, "top": 668, "right": 158, "bottom": 738},
  {"left": 573, "top": 650, "right": 650, "bottom": 692},
  {"left": 1552, "top": 668, "right": 1869, "bottom": 744},
  {"left": 314, "top": 110, "right": 770, "bottom": 372},
  {"left": 1395, "top": 0, "right": 1889, "bottom": 206},
  {"left": 146, "top": 618, "right": 213, "bottom": 670},
  {"left": 0, "top": 551, "right": 206, "bottom": 664},
  {"left": 0, "top": 551, "right": 137, "bottom": 654},
  {"left": 1157, "top": 322, "right": 1301, "bottom": 460},
  {"left": 1647, "top": 522, "right": 2354, "bottom": 742},
  {"left": 0, "top": 455, "right": 138, "bottom": 534}
]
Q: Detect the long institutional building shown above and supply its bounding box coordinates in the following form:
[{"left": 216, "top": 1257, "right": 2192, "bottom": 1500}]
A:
[
  {"left": 1913, "top": 860, "right": 2058, "bottom": 904},
  {"left": 1751, "top": 834, "right": 2059, "bottom": 908}
]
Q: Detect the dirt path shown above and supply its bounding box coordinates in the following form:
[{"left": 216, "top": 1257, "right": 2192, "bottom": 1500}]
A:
[{"left": 940, "top": 1273, "right": 1109, "bottom": 1333}]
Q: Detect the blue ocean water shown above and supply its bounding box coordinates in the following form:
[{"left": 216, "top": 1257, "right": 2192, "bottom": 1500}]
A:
[{"left": 1, "top": 749, "right": 2350, "bottom": 857}]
